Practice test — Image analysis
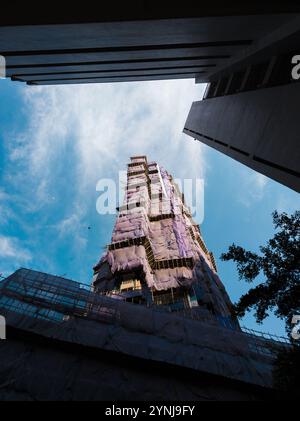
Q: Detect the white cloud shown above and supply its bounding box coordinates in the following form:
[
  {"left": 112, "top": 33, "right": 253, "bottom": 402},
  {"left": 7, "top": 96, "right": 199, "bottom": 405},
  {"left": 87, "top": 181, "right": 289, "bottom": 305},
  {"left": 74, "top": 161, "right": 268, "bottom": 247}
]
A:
[
  {"left": 7, "top": 79, "right": 206, "bottom": 221},
  {"left": 55, "top": 212, "right": 82, "bottom": 236},
  {"left": 236, "top": 168, "right": 269, "bottom": 207},
  {"left": 0, "top": 189, "right": 23, "bottom": 227},
  {"left": 274, "top": 190, "right": 300, "bottom": 214},
  {"left": 0, "top": 235, "right": 31, "bottom": 261},
  {"left": 52, "top": 205, "right": 88, "bottom": 250},
  {"left": 254, "top": 173, "right": 268, "bottom": 191},
  {"left": 2, "top": 79, "right": 207, "bottom": 278}
]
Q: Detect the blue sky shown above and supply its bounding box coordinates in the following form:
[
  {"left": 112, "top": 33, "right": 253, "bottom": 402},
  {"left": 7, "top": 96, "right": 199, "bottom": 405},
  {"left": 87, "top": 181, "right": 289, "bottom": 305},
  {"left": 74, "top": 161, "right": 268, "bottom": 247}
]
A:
[{"left": 0, "top": 77, "right": 299, "bottom": 337}]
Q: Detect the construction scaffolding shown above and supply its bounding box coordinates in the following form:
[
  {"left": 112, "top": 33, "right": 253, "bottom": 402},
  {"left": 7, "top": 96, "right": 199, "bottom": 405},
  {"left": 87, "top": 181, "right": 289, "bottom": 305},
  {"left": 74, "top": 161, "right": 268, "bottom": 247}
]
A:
[
  {"left": 93, "top": 156, "right": 237, "bottom": 328},
  {"left": 0, "top": 268, "right": 290, "bottom": 359}
]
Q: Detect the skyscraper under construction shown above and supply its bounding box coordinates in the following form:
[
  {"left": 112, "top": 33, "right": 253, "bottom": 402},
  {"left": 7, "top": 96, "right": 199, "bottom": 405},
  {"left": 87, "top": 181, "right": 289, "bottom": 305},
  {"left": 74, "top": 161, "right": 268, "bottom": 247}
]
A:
[
  {"left": 0, "top": 155, "right": 290, "bottom": 400},
  {"left": 93, "top": 156, "right": 239, "bottom": 330}
]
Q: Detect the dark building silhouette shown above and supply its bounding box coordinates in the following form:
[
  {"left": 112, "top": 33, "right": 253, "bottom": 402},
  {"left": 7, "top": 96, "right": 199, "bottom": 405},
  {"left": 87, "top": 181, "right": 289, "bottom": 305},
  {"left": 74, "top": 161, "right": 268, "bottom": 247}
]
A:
[
  {"left": 183, "top": 28, "right": 300, "bottom": 193},
  {"left": 0, "top": 268, "right": 291, "bottom": 401},
  {"left": 0, "top": 5, "right": 297, "bottom": 86}
]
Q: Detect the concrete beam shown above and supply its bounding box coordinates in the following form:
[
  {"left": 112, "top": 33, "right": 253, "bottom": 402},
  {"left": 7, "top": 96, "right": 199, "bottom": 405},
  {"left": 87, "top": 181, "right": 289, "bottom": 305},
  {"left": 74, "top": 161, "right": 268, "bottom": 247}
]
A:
[
  {"left": 184, "top": 83, "right": 300, "bottom": 192},
  {"left": 196, "top": 15, "right": 300, "bottom": 83}
]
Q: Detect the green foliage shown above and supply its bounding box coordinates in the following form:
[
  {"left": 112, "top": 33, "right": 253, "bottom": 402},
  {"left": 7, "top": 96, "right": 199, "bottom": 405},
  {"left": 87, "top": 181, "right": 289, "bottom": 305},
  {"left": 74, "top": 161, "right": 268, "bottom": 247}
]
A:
[
  {"left": 221, "top": 211, "right": 300, "bottom": 392},
  {"left": 220, "top": 211, "right": 300, "bottom": 330}
]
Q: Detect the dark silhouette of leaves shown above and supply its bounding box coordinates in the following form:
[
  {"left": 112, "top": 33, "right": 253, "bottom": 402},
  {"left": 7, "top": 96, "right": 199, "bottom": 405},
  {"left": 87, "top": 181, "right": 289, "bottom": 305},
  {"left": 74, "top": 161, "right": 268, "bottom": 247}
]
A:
[
  {"left": 221, "top": 211, "right": 300, "bottom": 392},
  {"left": 220, "top": 211, "right": 300, "bottom": 331}
]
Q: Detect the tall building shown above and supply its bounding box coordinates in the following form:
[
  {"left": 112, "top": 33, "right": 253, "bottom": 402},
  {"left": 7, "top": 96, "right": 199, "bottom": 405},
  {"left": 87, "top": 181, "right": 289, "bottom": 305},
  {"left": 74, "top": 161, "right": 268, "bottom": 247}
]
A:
[
  {"left": 93, "top": 156, "right": 238, "bottom": 330},
  {"left": 183, "top": 48, "right": 300, "bottom": 192},
  {"left": 0, "top": 157, "right": 291, "bottom": 400}
]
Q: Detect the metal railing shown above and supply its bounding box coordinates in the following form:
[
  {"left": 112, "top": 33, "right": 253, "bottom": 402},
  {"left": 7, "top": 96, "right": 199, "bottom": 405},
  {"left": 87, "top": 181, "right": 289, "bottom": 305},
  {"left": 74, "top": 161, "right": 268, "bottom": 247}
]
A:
[{"left": 241, "top": 326, "right": 290, "bottom": 345}]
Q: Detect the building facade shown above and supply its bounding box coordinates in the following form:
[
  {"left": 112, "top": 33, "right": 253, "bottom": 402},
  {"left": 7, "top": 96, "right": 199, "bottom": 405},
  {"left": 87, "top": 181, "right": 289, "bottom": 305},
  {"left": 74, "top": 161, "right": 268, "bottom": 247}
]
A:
[{"left": 92, "top": 156, "right": 238, "bottom": 330}]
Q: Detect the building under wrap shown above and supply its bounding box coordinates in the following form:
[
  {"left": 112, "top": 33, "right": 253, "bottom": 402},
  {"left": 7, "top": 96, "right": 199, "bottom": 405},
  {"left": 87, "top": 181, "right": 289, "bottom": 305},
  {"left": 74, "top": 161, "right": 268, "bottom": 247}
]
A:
[{"left": 93, "top": 156, "right": 238, "bottom": 330}]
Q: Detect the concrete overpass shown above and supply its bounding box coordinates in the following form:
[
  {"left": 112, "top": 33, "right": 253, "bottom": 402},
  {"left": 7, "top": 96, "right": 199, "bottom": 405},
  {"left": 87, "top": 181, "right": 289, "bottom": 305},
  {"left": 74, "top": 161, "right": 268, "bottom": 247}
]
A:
[{"left": 1, "top": 2, "right": 299, "bottom": 191}]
